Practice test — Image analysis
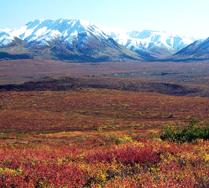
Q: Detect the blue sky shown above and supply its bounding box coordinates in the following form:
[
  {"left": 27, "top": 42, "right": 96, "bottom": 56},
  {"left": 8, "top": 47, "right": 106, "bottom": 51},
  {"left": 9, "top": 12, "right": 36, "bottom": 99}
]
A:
[{"left": 1, "top": 0, "right": 209, "bottom": 38}]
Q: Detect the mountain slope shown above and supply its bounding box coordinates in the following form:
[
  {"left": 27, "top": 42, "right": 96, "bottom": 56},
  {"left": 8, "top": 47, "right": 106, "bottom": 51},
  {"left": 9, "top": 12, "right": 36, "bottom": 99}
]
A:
[{"left": 174, "top": 38, "right": 209, "bottom": 60}]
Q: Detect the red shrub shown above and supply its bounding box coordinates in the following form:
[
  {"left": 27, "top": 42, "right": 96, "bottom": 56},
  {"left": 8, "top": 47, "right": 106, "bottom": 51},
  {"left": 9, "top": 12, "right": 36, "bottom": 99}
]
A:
[
  {"left": 0, "top": 163, "right": 87, "bottom": 188},
  {"left": 86, "top": 145, "right": 160, "bottom": 165},
  {"left": 23, "top": 162, "right": 87, "bottom": 187}
]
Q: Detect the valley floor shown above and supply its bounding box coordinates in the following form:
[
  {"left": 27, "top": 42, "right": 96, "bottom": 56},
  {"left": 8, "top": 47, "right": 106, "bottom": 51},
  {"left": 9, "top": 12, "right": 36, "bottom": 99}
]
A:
[{"left": 0, "top": 89, "right": 209, "bottom": 187}]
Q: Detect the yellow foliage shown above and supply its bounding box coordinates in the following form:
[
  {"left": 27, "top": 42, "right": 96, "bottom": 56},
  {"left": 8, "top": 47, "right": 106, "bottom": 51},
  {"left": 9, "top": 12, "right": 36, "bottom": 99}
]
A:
[
  {"left": 0, "top": 167, "right": 22, "bottom": 176},
  {"left": 117, "top": 135, "right": 133, "bottom": 144},
  {"left": 203, "top": 154, "right": 209, "bottom": 162}
]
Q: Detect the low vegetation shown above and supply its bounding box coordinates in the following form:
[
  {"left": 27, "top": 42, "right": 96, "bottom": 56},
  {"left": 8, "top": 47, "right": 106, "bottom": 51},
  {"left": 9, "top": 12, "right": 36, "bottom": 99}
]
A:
[
  {"left": 0, "top": 132, "right": 209, "bottom": 187},
  {"left": 161, "top": 119, "right": 209, "bottom": 142},
  {"left": 0, "top": 89, "right": 209, "bottom": 187}
]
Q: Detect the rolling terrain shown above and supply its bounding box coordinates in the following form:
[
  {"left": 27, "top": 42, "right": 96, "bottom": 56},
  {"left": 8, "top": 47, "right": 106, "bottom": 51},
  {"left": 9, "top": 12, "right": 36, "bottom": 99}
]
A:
[
  {"left": 0, "top": 89, "right": 209, "bottom": 133},
  {"left": 1, "top": 59, "right": 209, "bottom": 97},
  {"left": 1, "top": 19, "right": 209, "bottom": 188}
]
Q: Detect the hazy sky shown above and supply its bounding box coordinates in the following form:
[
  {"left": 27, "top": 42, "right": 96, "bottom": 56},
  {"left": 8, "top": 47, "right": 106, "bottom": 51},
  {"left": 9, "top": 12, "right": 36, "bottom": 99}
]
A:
[{"left": 1, "top": 0, "right": 209, "bottom": 38}]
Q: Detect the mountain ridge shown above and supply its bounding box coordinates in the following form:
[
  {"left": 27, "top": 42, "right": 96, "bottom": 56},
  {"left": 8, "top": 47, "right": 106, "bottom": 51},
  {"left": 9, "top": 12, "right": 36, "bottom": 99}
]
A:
[{"left": 173, "top": 38, "right": 209, "bottom": 60}]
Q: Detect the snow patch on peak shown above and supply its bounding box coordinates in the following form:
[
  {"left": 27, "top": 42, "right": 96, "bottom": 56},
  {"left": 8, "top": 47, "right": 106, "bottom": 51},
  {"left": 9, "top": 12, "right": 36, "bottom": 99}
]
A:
[{"left": 35, "top": 27, "right": 48, "bottom": 38}]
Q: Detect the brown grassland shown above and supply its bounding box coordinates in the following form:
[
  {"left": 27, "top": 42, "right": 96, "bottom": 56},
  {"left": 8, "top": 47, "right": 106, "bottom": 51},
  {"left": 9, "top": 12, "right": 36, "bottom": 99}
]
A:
[{"left": 0, "top": 89, "right": 209, "bottom": 134}]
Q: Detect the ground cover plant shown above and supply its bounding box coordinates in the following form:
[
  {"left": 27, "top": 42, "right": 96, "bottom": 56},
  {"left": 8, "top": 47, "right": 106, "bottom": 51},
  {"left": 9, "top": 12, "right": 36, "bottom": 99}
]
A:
[
  {"left": 161, "top": 119, "right": 209, "bottom": 142},
  {"left": 0, "top": 89, "right": 208, "bottom": 187}
]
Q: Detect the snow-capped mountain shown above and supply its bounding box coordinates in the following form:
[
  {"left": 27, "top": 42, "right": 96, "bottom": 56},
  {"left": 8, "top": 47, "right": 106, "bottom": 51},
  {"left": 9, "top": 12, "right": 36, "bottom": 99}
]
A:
[
  {"left": 0, "top": 19, "right": 140, "bottom": 61},
  {"left": 110, "top": 30, "right": 195, "bottom": 57},
  {"left": 0, "top": 29, "right": 15, "bottom": 47},
  {"left": 11, "top": 19, "right": 109, "bottom": 46}
]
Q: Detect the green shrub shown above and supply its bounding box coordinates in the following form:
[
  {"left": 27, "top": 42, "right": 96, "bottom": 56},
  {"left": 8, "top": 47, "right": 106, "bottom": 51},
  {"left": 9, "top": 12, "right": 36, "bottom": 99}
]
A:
[{"left": 160, "top": 119, "right": 209, "bottom": 142}]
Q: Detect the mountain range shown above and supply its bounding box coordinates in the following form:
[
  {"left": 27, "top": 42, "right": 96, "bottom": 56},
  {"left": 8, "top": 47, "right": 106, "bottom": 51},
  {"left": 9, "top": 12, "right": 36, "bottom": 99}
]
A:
[{"left": 0, "top": 19, "right": 207, "bottom": 62}]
